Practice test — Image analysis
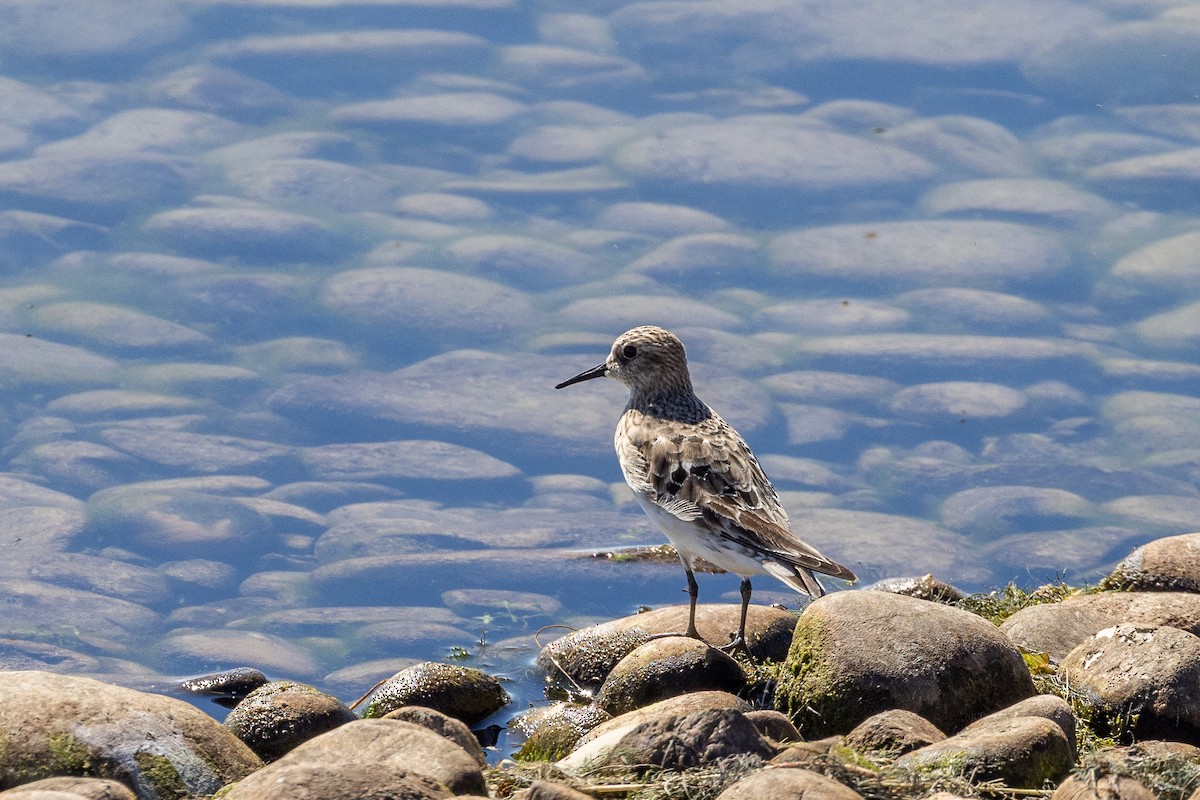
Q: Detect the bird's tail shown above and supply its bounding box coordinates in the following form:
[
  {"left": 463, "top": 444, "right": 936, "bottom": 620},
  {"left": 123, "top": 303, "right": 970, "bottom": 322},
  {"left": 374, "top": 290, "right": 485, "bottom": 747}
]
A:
[{"left": 762, "top": 561, "right": 827, "bottom": 598}]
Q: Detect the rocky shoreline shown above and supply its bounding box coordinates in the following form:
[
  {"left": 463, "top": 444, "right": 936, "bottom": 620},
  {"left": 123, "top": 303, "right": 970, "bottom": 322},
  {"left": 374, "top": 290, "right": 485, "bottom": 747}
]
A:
[{"left": 4, "top": 532, "right": 1200, "bottom": 799}]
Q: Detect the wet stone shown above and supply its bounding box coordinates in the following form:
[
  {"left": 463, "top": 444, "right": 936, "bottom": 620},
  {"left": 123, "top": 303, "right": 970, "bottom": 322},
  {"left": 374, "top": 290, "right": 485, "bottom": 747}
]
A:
[
  {"left": 142, "top": 206, "right": 344, "bottom": 262},
  {"left": 596, "top": 202, "right": 732, "bottom": 237},
  {"left": 920, "top": 178, "right": 1116, "bottom": 224},
  {"left": 0, "top": 579, "right": 160, "bottom": 649},
  {"left": 595, "top": 637, "right": 746, "bottom": 716},
  {"left": 224, "top": 681, "right": 357, "bottom": 762},
  {"left": 758, "top": 298, "right": 910, "bottom": 334},
  {"left": 511, "top": 703, "right": 612, "bottom": 762},
  {"left": 301, "top": 440, "right": 520, "bottom": 482},
  {"left": 178, "top": 668, "right": 269, "bottom": 708},
  {"left": 0, "top": 671, "right": 261, "bottom": 795},
  {"left": 0, "top": 638, "right": 100, "bottom": 673},
  {"left": 440, "top": 588, "right": 563, "bottom": 617},
  {"left": 0, "top": 333, "right": 118, "bottom": 387},
  {"left": 225, "top": 158, "right": 394, "bottom": 213},
  {"left": 769, "top": 220, "right": 1067, "bottom": 288},
  {"left": 29, "top": 552, "right": 174, "bottom": 609},
  {"left": 775, "top": 591, "right": 1035, "bottom": 738},
  {"left": 939, "top": 486, "right": 1093, "bottom": 536},
  {"left": 321, "top": 266, "right": 538, "bottom": 341},
  {"left": 153, "top": 630, "right": 321, "bottom": 679},
  {"left": 896, "top": 288, "right": 1052, "bottom": 331},
  {"left": 444, "top": 234, "right": 597, "bottom": 288},
  {"left": 361, "top": 662, "right": 508, "bottom": 724}
]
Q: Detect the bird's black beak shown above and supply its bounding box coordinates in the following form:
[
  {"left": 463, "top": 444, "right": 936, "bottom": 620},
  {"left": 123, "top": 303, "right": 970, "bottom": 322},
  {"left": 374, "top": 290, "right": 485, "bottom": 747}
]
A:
[{"left": 555, "top": 363, "right": 607, "bottom": 389}]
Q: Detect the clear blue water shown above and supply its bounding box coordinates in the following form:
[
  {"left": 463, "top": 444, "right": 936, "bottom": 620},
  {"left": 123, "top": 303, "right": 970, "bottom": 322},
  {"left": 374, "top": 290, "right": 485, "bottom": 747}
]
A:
[{"left": 0, "top": 0, "right": 1199, "bottom": 758}]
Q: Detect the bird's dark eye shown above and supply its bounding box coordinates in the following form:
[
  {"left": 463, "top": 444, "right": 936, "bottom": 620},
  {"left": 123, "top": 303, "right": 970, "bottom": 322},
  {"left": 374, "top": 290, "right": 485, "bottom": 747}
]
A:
[{"left": 621, "top": 344, "right": 637, "bottom": 359}]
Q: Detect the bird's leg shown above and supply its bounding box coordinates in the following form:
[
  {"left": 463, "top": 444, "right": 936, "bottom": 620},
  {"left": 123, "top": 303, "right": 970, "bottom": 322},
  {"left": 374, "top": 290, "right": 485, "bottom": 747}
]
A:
[
  {"left": 719, "top": 577, "right": 753, "bottom": 657},
  {"left": 684, "top": 567, "right": 701, "bottom": 639}
]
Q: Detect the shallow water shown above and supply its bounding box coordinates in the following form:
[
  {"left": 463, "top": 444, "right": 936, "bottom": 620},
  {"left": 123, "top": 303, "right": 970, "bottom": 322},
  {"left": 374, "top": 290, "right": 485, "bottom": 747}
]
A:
[{"left": 0, "top": 0, "right": 1198, "bottom": 759}]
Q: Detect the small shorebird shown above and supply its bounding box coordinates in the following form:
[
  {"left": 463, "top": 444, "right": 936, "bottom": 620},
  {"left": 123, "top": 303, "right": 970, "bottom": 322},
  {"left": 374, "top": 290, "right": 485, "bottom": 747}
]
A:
[{"left": 556, "top": 325, "right": 856, "bottom": 652}]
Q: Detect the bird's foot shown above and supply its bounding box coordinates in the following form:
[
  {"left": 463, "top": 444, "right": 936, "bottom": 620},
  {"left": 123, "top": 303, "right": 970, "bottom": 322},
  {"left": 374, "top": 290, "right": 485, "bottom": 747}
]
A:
[
  {"left": 645, "top": 628, "right": 707, "bottom": 645},
  {"left": 718, "top": 634, "right": 752, "bottom": 659}
]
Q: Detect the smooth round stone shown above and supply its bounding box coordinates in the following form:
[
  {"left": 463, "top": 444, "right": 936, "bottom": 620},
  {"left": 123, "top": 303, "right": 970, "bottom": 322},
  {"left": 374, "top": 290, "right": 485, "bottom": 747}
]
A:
[
  {"left": 500, "top": 44, "right": 643, "bottom": 89},
  {"left": 1115, "top": 103, "right": 1200, "bottom": 140},
  {"left": 155, "top": 630, "right": 321, "bottom": 678},
  {"left": 0, "top": 153, "right": 191, "bottom": 209},
  {"left": 160, "top": 559, "right": 239, "bottom": 594},
  {"left": 0, "top": 477, "right": 84, "bottom": 512},
  {"left": 1104, "top": 496, "right": 1200, "bottom": 532},
  {"left": 1023, "top": 20, "right": 1200, "bottom": 104},
  {"left": 130, "top": 362, "right": 260, "bottom": 394},
  {"left": 238, "top": 571, "right": 311, "bottom": 604},
  {"left": 758, "top": 299, "right": 909, "bottom": 333},
  {"left": 770, "top": 220, "right": 1066, "bottom": 286},
  {"left": 233, "top": 337, "right": 357, "bottom": 373},
  {"left": 920, "top": 178, "right": 1116, "bottom": 224},
  {"left": 301, "top": 440, "right": 520, "bottom": 482},
  {"left": 895, "top": 288, "right": 1052, "bottom": 330},
  {"left": 30, "top": 552, "right": 175, "bottom": 609},
  {"left": 0, "top": 506, "right": 86, "bottom": 577},
  {"left": 224, "top": 158, "right": 393, "bottom": 213},
  {"left": 0, "top": 579, "right": 160, "bottom": 648},
  {"left": 0, "top": 212, "right": 107, "bottom": 266},
  {"left": 213, "top": 28, "right": 487, "bottom": 64},
  {"left": 0, "top": 76, "right": 82, "bottom": 130},
  {"left": 149, "top": 64, "right": 293, "bottom": 117},
  {"left": 595, "top": 638, "right": 745, "bottom": 716},
  {"left": 787, "top": 508, "right": 976, "bottom": 581},
  {"left": 442, "top": 164, "right": 628, "bottom": 195},
  {"left": 883, "top": 116, "right": 1029, "bottom": 176},
  {"left": 756, "top": 455, "right": 861, "bottom": 491},
  {"left": 761, "top": 370, "right": 898, "bottom": 405},
  {"left": 0, "top": 333, "right": 117, "bottom": 386},
  {"left": 777, "top": 403, "right": 852, "bottom": 445},
  {"left": 39, "top": 109, "right": 241, "bottom": 157},
  {"left": 1086, "top": 148, "right": 1200, "bottom": 196},
  {"left": 614, "top": 117, "right": 934, "bottom": 190},
  {"left": 395, "top": 192, "right": 491, "bottom": 221},
  {"left": 788, "top": 333, "right": 1096, "bottom": 369},
  {"left": 261, "top": 482, "right": 404, "bottom": 512},
  {"left": 360, "top": 662, "right": 507, "bottom": 723},
  {"left": 45, "top": 389, "right": 203, "bottom": 418},
  {"left": 444, "top": 234, "right": 597, "bottom": 288},
  {"left": 314, "top": 519, "right": 479, "bottom": 562},
  {"left": 1112, "top": 230, "right": 1200, "bottom": 292},
  {"left": 939, "top": 486, "right": 1093, "bottom": 536},
  {"left": 251, "top": 607, "right": 463, "bottom": 638},
  {"left": 333, "top": 91, "right": 526, "bottom": 127},
  {"left": 440, "top": 588, "right": 563, "bottom": 617},
  {"left": 12, "top": 440, "right": 133, "bottom": 495},
  {"left": 624, "top": 233, "right": 758, "bottom": 282},
  {"left": 0, "top": 0, "right": 185, "bottom": 58},
  {"left": 1101, "top": 357, "right": 1200, "bottom": 383},
  {"left": 665, "top": 327, "right": 785, "bottom": 373},
  {"left": 890, "top": 381, "right": 1027, "bottom": 418},
  {"left": 321, "top": 266, "right": 537, "bottom": 339},
  {"left": 596, "top": 202, "right": 732, "bottom": 237},
  {"left": 558, "top": 294, "right": 740, "bottom": 331},
  {"left": 86, "top": 487, "right": 274, "bottom": 558},
  {"left": 224, "top": 681, "right": 356, "bottom": 762},
  {"left": 143, "top": 206, "right": 342, "bottom": 261},
  {"left": 1034, "top": 130, "right": 1176, "bottom": 174},
  {"left": 611, "top": 0, "right": 1101, "bottom": 70},
  {"left": 99, "top": 427, "right": 295, "bottom": 472},
  {"left": 1134, "top": 300, "right": 1200, "bottom": 349},
  {"left": 31, "top": 301, "right": 209, "bottom": 350},
  {"left": 169, "top": 272, "right": 312, "bottom": 322},
  {"left": 0, "top": 638, "right": 100, "bottom": 673}
]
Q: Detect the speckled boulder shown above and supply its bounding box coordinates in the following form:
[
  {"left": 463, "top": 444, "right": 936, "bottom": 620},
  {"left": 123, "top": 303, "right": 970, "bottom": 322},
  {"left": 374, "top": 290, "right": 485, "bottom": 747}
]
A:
[
  {"left": 382, "top": 706, "right": 488, "bottom": 767},
  {"left": 510, "top": 703, "right": 612, "bottom": 762},
  {"left": 963, "top": 694, "right": 1077, "bottom": 758},
  {"left": 575, "top": 690, "right": 751, "bottom": 748},
  {"left": 510, "top": 780, "right": 595, "bottom": 800},
  {"left": 538, "top": 604, "right": 796, "bottom": 691},
  {"left": 895, "top": 715, "right": 1073, "bottom": 788},
  {"left": 221, "top": 718, "right": 485, "bottom": 796},
  {"left": 217, "top": 763, "right": 450, "bottom": 800},
  {"left": 0, "top": 776, "right": 136, "bottom": 799},
  {"left": 1061, "top": 624, "right": 1200, "bottom": 743},
  {"left": 223, "top": 680, "right": 356, "bottom": 761},
  {"left": 1000, "top": 591, "right": 1200, "bottom": 660},
  {"left": 559, "top": 707, "right": 775, "bottom": 774},
  {"left": 844, "top": 709, "right": 945, "bottom": 756},
  {"left": 1053, "top": 773, "right": 1157, "bottom": 800},
  {"left": 774, "top": 591, "right": 1035, "bottom": 737},
  {"left": 0, "top": 671, "right": 261, "bottom": 798},
  {"left": 595, "top": 637, "right": 745, "bottom": 715},
  {"left": 1103, "top": 533, "right": 1200, "bottom": 592},
  {"left": 361, "top": 662, "right": 507, "bottom": 723},
  {"left": 715, "top": 767, "right": 865, "bottom": 800}
]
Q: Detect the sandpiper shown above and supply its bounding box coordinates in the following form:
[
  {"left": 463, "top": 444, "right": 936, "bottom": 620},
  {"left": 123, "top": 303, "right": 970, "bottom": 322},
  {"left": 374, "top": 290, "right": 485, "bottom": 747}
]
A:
[{"left": 556, "top": 325, "right": 856, "bottom": 652}]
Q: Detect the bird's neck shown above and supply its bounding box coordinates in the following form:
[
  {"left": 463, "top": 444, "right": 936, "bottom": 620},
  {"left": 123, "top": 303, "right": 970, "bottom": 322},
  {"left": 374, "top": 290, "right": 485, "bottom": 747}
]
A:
[{"left": 628, "top": 387, "right": 710, "bottom": 423}]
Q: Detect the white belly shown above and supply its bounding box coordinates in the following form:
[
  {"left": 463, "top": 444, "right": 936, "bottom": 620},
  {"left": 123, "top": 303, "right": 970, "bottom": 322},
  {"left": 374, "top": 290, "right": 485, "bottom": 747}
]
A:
[{"left": 634, "top": 493, "right": 768, "bottom": 578}]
